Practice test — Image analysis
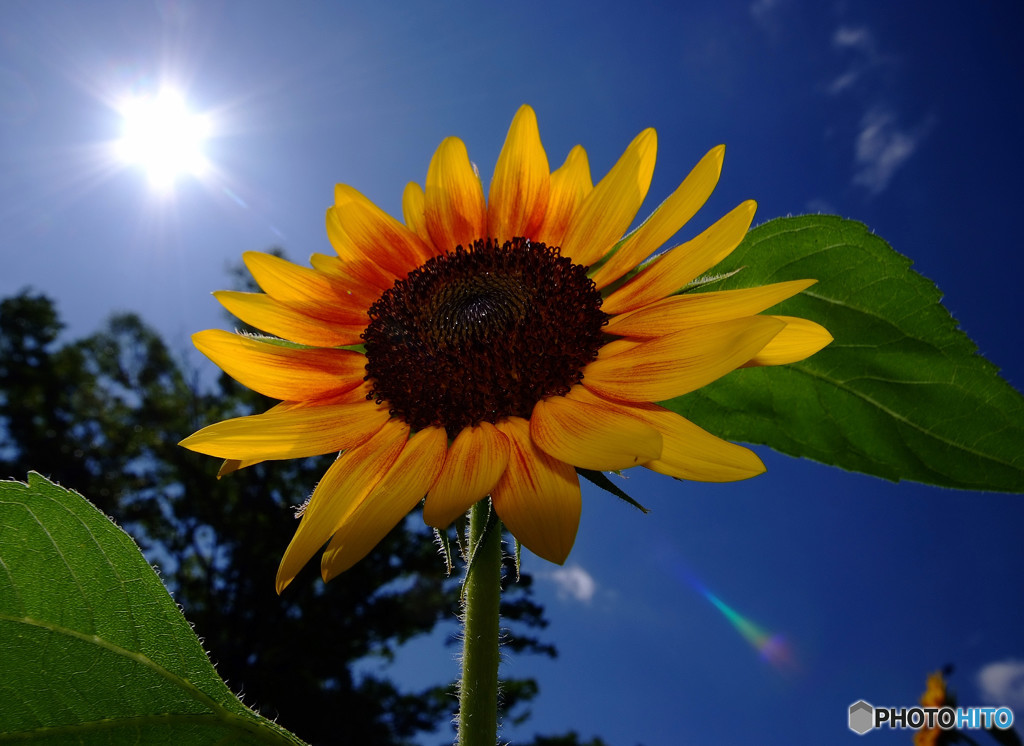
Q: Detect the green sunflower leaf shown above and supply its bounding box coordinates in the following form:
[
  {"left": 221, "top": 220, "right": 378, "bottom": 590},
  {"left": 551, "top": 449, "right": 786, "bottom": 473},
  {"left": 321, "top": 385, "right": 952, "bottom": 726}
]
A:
[
  {"left": 662, "top": 215, "right": 1024, "bottom": 493},
  {"left": 0, "top": 473, "right": 307, "bottom": 745}
]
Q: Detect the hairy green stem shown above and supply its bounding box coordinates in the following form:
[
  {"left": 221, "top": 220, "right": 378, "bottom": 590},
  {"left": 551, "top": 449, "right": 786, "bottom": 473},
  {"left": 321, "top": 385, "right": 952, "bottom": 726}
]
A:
[{"left": 457, "top": 499, "right": 502, "bottom": 746}]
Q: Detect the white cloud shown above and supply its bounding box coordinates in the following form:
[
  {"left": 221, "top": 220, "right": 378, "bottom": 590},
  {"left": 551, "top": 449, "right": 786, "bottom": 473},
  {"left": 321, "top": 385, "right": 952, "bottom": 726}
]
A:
[
  {"left": 826, "top": 26, "right": 880, "bottom": 96},
  {"left": 977, "top": 660, "right": 1024, "bottom": 711},
  {"left": 823, "top": 20, "right": 933, "bottom": 195},
  {"left": 826, "top": 70, "right": 860, "bottom": 96},
  {"left": 804, "top": 197, "right": 839, "bottom": 215},
  {"left": 750, "top": 0, "right": 792, "bottom": 37},
  {"left": 852, "top": 108, "right": 929, "bottom": 195},
  {"left": 545, "top": 564, "right": 597, "bottom": 604},
  {"left": 750, "top": 0, "right": 780, "bottom": 21},
  {"left": 832, "top": 25, "right": 875, "bottom": 53}
]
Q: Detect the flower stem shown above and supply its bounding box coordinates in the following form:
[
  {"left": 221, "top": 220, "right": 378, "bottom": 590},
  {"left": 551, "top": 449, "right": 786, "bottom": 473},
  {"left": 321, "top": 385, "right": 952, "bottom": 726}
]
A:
[{"left": 458, "top": 498, "right": 502, "bottom": 746}]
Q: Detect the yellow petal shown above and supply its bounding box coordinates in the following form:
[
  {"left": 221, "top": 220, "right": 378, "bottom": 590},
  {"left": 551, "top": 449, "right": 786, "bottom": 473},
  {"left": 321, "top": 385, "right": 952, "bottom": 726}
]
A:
[
  {"left": 604, "top": 279, "right": 816, "bottom": 338},
  {"left": 308, "top": 253, "right": 386, "bottom": 308},
  {"left": 533, "top": 145, "right": 592, "bottom": 248},
  {"left": 193, "top": 329, "right": 366, "bottom": 401},
  {"left": 560, "top": 128, "right": 657, "bottom": 267},
  {"left": 743, "top": 316, "right": 833, "bottom": 366},
  {"left": 488, "top": 105, "right": 550, "bottom": 244},
  {"left": 214, "top": 291, "right": 366, "bottom": 347},
  {"left": 567, "top": 387, "right": 765, "bottom": 482},
  {"left": 592, "top": 145, "right": 725, "bottom": 289},
  {"left": 422, "top": 422, "right": 510, "bottom": 528},
  {"left": 325, "top": 207, "right": 398, "bottom": 291},
  {"left": 582, "top": 315, "right": 786, "bottom": 402},
  {"left": 334, "top": 183, "right": 435, "bottom": 275},
  {"left": 424, "top": 136, "right": 487, "bottom": 251},
  {"left": 179, "top": 398, "right": 390, "bottom": 461},
  {"left": 530, "top": 395, "right": 662, "bottom": 470},
  {"left": 492, "top": 417, "right": 581, "bottom": 565},
  {"left": 214, "top": 386, "right": 372, "bottom": 477},
  {"left": 602, "top": 200, "right": 757, "bottom": 315},
  {"left": 321, "top": 426, "right": 448, "bottom": 580},
  {"left": 595, "top": 337, "right": 641, "bottom": 360},
  {"left": 276, "top": 419, "right": 409, "bottom": 593},
  {"left": 402, "top": 181, "right": 435, "bottom": 248},
  {"left": 243, "top": 251, "right": 356, "bottom": 309},
  {"left": 217, "top": 458, "right": 259, "bottom": 477}
]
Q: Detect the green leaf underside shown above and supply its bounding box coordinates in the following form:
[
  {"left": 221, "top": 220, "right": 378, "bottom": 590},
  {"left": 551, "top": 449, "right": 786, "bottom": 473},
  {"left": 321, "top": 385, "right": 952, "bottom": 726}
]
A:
[
  {"left": 663, "top": 215, "right": 1024, "bottom": 493},
  {"left": 576, "top": 469, "right": 649, "bottom": 513},
  {"left": 0, "top": 473, "right": 306, "bottom": 744}
]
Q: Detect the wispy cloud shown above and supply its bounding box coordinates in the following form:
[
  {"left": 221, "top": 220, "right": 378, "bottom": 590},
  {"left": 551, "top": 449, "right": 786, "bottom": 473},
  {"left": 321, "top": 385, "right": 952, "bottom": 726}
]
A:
[
  {"left": 977, "top": 660, "right": 1024, "bottom": 710},
  {"left": 825, "top": 21, "right": 931, "bottom": 196},
  {"left": 750, "top": 0, "right": 781, "bottom": 22},
  {"left": 833, "top": 25, "right": 876, "bottom": 54},
  {"left": 826, "top": 26, "right": 881, "bottom": 97},
  {"left": 749, "top": 0, "right": 791, "bottom": 37},
  {"left": 852, "top": 108, "right": 929, "bottom": 195},
  {"left": 544, "top": 564, "right": 597, "bottom": 604}
]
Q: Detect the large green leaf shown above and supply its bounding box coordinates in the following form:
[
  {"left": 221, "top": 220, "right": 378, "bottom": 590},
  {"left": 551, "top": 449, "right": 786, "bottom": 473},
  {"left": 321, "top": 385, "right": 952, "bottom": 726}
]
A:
[
  {"left": 663, "top": 215, "right": 1024, "bottom": 492},
  {"left": 0, "top": 473, "right": 307, "bottom": 744}
]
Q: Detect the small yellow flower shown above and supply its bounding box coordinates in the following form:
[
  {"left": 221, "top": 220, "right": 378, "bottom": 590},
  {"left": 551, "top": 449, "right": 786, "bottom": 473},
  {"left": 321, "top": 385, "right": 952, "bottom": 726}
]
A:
[
  {"left": 914, "top": 671, "right": 949, "bottom": 746},
  {"left": 180, "top": 105, "right": 831, "bottom": 592}
]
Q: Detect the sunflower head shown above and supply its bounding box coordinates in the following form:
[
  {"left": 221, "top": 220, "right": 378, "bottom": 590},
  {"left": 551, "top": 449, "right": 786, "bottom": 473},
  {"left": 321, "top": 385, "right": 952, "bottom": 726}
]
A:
[{"left": 180, "top": 105, "right": 832, "bottom": 592}]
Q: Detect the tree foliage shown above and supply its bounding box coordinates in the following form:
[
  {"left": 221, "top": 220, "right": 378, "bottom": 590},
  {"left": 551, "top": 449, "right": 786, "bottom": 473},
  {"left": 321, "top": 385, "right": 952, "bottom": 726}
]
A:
[{"left": 0, "top": 288, "right": 551, "bottom": 745}]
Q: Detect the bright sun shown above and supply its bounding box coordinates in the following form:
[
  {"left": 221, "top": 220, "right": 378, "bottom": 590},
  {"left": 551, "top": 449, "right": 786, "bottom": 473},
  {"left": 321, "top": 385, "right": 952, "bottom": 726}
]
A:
[{"left": 116, "top": 89, "right": 210, "bottom": 190}]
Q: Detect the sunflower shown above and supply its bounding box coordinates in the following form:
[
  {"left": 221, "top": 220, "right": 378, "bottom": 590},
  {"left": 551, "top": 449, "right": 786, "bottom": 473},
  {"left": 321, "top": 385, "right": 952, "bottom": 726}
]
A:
[
  {"left": 180, "top": 105, "right": 831, "bottom": 593},
  {"left": 914, "top": 671, "right": 951, "bottom": 746}
]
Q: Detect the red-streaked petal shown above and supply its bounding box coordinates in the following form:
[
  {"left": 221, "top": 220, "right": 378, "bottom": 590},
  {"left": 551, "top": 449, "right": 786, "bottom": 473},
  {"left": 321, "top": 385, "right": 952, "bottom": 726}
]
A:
[
  {"left": 492, "top": 417, "right": 581, "bottom": 565},
  {"left": 243, "top": 251, "right": 357, "bottom": 310},
  {"left": 213, "top": 385, "right": 372, "bottom": 477},
  {"left": 308, "top": 253, "right": 386, "bottom": 308},
  {"left": 602, "top": 200, "right": 757, "bottom": 315},
  {"left": 566, "top": 387, "right": 765, "bottom": 482},
  {"left": 594, "top": 338, "right": 642, "bottom": 360},
  {"left": 321, "top": 426, "right": 448, "bottom": 580},
  {"left": 275, "top": 418, "right": 409, "bottom": 593},
  {"left": 591, "top": 145, "right": 725, "bottom": 289},
  {"left": 533, "top": 145, "right": 592, "bottom": 248},
  {"left": 604, "top": 279, "right": 816, "bottom": 338},
  {"left": 335, "top": 183, "right": 435, "bottom": 274},
  {"left": 179, "top": 398, "right": 390, "bottom": 461},
  {"left": 424, "top": 136, "right": 487, "bottom": 251},
  {"left": 488, "top": 104, "right": 550, "bottom": 244},
  {"left": 582, "top": 316, "right": 786, "bottom": 402},
  {"left": 530, "top": 395, "right": 662, "bottom": 470},
  {"left": 422, "top": 422, "right": 510, "bottom": 528},
  {"left": 402, "top": 181, "right": 435, "bottom": 248},
  {"left": 193, "top": 329, "right": 366, "bottom": 401},
  {"left": 742, "top": 316, "right": 833, "bottom": 366},
  {"left": 214, "top": 291, "right": 366, "bottom": 347},
  {"left": 560, "top": 128, "right": 657, "bottom": 267},
  {"left": 325, "top": 207, "right": 398, "bottom": 290}
]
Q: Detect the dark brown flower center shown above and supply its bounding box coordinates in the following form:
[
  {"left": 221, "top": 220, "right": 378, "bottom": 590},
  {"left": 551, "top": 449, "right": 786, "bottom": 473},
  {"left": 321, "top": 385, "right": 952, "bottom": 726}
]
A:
[{"left": 363, "top": 238, "right": 607, "bottom": 437}]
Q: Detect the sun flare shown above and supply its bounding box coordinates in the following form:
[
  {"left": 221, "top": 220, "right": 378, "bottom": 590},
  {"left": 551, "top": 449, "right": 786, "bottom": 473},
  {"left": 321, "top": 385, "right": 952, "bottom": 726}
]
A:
[{"left": 116, "top": 89, "right": 210, "bottom": 190}]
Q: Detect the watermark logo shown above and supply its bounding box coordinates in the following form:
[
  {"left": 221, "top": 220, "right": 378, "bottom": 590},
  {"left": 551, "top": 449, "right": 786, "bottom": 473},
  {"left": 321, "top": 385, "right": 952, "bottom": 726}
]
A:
[
  {"left": 849, "top": 701, "right": 874, "bottom": 735},
  {"left": 848, "top": 699, "right": 1014, "bottom": 735}
]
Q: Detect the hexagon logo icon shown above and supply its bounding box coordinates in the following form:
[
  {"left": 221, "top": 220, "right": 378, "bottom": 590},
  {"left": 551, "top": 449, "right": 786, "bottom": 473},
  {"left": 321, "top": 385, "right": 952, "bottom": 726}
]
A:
[{"left": 849, "top": 700, "right": 874, "bottom": 735}]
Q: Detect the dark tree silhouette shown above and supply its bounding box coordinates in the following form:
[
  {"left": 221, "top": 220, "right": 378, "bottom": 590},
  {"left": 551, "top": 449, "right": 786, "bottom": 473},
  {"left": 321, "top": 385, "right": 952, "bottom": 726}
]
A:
[{"left": 0, "top": 288, "right": 558, "bottom": 745}]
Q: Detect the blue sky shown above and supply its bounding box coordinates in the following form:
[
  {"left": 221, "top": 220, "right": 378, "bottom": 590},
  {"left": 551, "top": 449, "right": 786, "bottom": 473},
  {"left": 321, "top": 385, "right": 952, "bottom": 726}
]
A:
[{"left": 2, "top": 1, "right": 1023, "bottom": 744}]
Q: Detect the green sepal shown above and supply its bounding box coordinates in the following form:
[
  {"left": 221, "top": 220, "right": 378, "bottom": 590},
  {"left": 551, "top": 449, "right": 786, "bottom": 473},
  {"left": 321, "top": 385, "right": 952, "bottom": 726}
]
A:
[
  {"left": 432, "top": 527, "right": 455, "bottom": 576},
  {"left": 459, "top": 499, "right": 500, "bottom": 601},
  {"left": 512, "top": 536, "right": 522, "bottom": 582},
  {"left": 576, "top": 468, "right": 649, "bottom": 513}
]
